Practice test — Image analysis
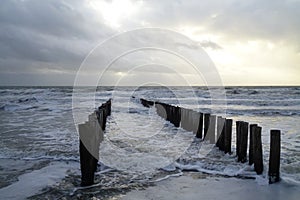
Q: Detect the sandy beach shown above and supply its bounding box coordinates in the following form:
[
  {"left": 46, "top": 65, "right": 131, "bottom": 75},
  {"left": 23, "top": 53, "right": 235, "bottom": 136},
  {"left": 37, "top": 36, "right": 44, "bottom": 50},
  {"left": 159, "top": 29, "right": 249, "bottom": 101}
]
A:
[
  {"left": 0, "top": 159, "right": 78, "bottom": 200},
  {"left": 121, "top": 173, "right": 300, "bottom": 200},
  {"left": 1, "top": 162, "right": 299, "bottom": 200}
]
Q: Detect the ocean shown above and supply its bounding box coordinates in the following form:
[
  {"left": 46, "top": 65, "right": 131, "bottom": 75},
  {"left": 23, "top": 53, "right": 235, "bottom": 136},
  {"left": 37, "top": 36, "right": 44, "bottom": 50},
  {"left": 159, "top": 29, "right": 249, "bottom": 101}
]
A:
[{"left": 0, "top": 86, "right": 299, "bottom": 199}]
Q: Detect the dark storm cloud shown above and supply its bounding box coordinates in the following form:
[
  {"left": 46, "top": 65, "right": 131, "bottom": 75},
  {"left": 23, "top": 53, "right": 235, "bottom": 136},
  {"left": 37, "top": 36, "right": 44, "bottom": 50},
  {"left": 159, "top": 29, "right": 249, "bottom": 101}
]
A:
[
  {"left": 0, "top": 25, "right": 82, "bottom": 63},
  {"left": 0, "top": 0, "right": 114, "bottom": 77}
]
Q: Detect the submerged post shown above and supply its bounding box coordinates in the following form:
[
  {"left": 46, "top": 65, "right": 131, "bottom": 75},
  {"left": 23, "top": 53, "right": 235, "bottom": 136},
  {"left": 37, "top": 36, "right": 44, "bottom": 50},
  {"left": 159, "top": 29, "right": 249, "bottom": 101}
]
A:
[
  {"left": 79, "top": 140, "right": 98, "bottom": 186},
  {"left": 191, "top": 111, "right": 199, "bottom": 135},
  {"left": 224, "top": 119, "right": 232, "bottom": 154},
  {"left": 181, "top": 108, "right": 186, "bottom": 130},
  {"left": 253, "top": 126, "right": 263, "bottom": 175},
  {"left": 79, "top": 100, "right": 111, "bottom": 186},
  {"left": 172, "top": 106, "right": 175, "bottom": 124},
  {"left": 238, "top": 121, "right": 248, "bottom": 163},
  {"left": 79, "top": 113, "right": 102, "bottom": 186},
  {"left": 220, "top": 118, "right": 226, "bottom": 151},
  {"left": 140, "top": 98, "right": 152, "bottom": 108},
  {"left": 236, "top": 121, "right": 242, "bottom": 159},
  {"left": 174, "top": 106, "right": 181, "bottom": 127},
  {"left": 155, "top": 102, "right": 167, "bottom": 120},
  {"left": 169, "top": 105, "right": 174, "bottom": 124},
  {"left": 269, "top": 130, "right": 281, "bottom": 184},
  {"left": 216, "top": 116, "right": 224, "bottom": 149},
  {"left": 204, "top": 113, "right": 210, "bottom": 139},
  {"left": 196, "top": 112, "right": 203, "bottom": 139},
  {"left": 207, "top": 115, "right": 216, "bottom": 143},
  {"left": 186, "top": 109, "right": 194, "bottom": 132},
  {"left": 249, "top": 124, "right": 258, "bottom": 165},
  {"left": 165, "top": 104, "right": 170, "bottom": 122}
]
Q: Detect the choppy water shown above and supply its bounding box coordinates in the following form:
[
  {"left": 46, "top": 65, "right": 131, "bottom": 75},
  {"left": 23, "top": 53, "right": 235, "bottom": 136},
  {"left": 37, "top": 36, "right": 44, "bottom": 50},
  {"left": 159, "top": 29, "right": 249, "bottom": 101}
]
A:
[{"left": 0, "top": 86, "right": 299, "bottom": 198}]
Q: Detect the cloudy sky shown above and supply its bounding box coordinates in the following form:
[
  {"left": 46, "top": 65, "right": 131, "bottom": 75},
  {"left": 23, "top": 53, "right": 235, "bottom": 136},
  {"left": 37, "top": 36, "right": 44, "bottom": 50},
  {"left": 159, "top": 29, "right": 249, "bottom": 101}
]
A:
[{"left": 0, "top": 0, "right": 299, "bottom": 86}]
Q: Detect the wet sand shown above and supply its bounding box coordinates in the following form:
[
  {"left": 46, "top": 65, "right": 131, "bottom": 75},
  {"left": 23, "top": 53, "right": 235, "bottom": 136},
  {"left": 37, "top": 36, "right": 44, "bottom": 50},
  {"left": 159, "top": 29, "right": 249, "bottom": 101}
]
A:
[
  {"left": 1, "top": 159, "right": 299, "bottom": 200},
  {"left": 121, "top": 173, "right": 300, "bottom": 200},
  {"left": 0, "top": 160, "right": 77, "bottom": 200},
  {"left": 0, "top": 158, "right": 50, "bottom": 188}
]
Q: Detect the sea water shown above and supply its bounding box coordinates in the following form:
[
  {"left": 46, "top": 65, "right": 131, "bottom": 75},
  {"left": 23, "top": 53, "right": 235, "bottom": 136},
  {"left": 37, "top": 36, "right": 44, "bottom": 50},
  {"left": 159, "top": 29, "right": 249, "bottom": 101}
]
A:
[{"left": 0, "top": 86, "right": 299, "bottom": 198}]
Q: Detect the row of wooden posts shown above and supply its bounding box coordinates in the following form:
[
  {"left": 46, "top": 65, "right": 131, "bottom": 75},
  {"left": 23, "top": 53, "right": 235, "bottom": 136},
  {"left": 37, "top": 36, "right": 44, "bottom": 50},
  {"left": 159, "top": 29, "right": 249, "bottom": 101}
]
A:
[
  {"left": 79, "top": 99, "right": 111, "bottom": 186},
  {"left": 140, "top": 98, "right": 281, "bottom": 184}
]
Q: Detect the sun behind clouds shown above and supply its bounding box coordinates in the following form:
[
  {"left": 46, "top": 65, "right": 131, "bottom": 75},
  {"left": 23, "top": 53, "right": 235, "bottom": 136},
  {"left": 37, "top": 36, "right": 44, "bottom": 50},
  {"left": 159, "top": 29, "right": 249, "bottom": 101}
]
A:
[{"left": 87, "top": 0, "right": 142, "bottom": 28}]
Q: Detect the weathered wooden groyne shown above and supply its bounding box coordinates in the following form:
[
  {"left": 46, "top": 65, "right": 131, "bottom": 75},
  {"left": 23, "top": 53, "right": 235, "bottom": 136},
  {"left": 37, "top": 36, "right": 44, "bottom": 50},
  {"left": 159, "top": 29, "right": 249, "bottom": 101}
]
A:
[
  {"left": 79, "top": 99, "right": 111, "bottom": 186},
  {"left": 140, "top": 98, "right": 281, "bottom": 184}
]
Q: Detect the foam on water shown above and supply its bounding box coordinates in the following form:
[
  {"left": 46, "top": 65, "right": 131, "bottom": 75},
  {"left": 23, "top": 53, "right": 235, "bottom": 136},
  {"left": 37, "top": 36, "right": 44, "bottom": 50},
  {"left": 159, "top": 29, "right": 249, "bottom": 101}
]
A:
[
  {"left": 0, "top": 161, "right": 78, "bottom": 200},
  {"left": 100, "top": 102, "right": 194, "bottom": 173},
  {"left": 0, "top": 86, "right": 299, "bottom": 198}
]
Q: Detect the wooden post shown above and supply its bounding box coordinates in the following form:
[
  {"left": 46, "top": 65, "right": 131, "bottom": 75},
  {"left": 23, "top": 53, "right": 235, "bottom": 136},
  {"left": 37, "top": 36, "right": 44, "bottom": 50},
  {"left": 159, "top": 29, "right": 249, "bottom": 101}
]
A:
[
  {"left": 224, "top": 119, "right": 232, "bottom": 154},
  {"left": 156, "top": 103, "right": 167, "bottom": 119},
  {"left": 172, "top": 106, "right": 177, "bottom": 126},
  {"left": 148, "top": 100, "right": 154, "bottom": 107},
  {"left": 187, "top": 109, "right": 194, "bottom": 132},
  {"left": 97, "top": 109, "right": 103, "bottom": 130},
  {"left": 165, "top": 104, "right": 170, "bottom": 122},
  {"left": 253, "top": 126, "right": 263, "bottom": 175},
  {"left": 269, "top": 130, "right": 281, "bottom": 184},
  {"left": 141, "top": 98, "right": 149, "bottom": 107},
  {"left": 79, "top": 140, "right": 98, "bottom": 186},
  {"left": 180, "top": 108, "right": 187, "bottom": 130},
  {"left": 196, "top": 112, "right": 203, "bottom": 139},
  {"left": 178, "top": 106, "right": 181, "bottom": 127},
  {"left": 236, "top": 121, "right": 241, "bottom": 158},
  {"left": 162, "top": 103, "right": 166, "bottom": 120},
  {"left": 158, "top": 103, "right": 163, "bottom": 118},
  {"left": 174, "top": 106, "right": 181, "bottom": 127},
  {"left": 168, "top": 105, "right": 172, "bottom": 123},
  {"left": 80, "top": 99, "right": 111, "bottom": 187},
  {"left": 191, "top": 111, "right": 199, "bottom": 135},
  {"left": 154, "top": 103, "right": 159, "bottom": 116},
  {"left": 204, "top": 113, "right": 210, "bottom": 139},
  {"left": 78, "top": 99, "right": 111, "bottom": 186},
  {"left": 249, "top": 124, "right": 258, "bottom": 165},
  {"left": 220, "top": 118, "right": 225, "bottom": 151},
  {"left": 107, "top": 99, "right": 111, "bottom": 115},
  {"left": 207, "top": 115, "right": 216, "bottom": 143},
  {"left": 100, "top": 109, "right": 106, "bottom": 130},
  {"left": 216, "top": 116, "right": 224, "bottom": 148},
  {"left": 239, "top": 121, "right": 249, "bottom": 163},
  {"left": 185, "top": 109, "right": 191, "bottom": 131},
  {"left": 102, "top": 108, "right": 107, "bottom": 130},
  {"left": 169, "top": 105, "right": 174, "bottom": 124}
]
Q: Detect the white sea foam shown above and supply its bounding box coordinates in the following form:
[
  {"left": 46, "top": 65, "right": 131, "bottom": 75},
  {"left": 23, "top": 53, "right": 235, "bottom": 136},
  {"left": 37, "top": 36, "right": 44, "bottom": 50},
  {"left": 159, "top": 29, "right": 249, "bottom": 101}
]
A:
[
  {"left": 0, "top": 86, "right": 299, "bottom": 198},
  {"left": 0, "top": 161, "right": 78, "bottom": 200}
]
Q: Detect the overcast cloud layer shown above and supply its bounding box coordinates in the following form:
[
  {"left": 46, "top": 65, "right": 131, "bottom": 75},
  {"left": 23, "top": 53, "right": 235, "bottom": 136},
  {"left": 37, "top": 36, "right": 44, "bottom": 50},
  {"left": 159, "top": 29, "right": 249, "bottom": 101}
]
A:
[{"left": 0, "top": 0, "right": 299, "bottom": 86}]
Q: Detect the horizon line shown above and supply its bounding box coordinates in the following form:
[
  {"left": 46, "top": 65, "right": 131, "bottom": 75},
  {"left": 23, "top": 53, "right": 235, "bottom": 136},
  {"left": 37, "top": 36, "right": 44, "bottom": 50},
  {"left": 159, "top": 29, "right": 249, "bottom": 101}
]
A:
[{"left": 0, "top": 85, "right": 299, "bottom": 87}]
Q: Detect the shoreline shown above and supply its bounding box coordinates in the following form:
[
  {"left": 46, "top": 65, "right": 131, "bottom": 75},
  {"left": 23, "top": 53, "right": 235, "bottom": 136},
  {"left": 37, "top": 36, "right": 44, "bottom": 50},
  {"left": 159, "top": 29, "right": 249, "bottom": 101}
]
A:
[
  {"left": 121, "top": 172, "right": 300, "bottom": 200},
  {"left": 1, "top": 158, "right": 299, "bottom": 200},
  {"left": 0, "top": 159, "right": 78, "bottom": 200}
]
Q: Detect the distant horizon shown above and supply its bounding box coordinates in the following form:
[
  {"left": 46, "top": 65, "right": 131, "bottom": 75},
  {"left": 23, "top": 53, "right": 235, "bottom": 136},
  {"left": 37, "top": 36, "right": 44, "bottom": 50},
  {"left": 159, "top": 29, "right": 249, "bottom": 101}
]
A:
[{"left": 1, "top": 84, "right": 299, "bottom": 87}]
